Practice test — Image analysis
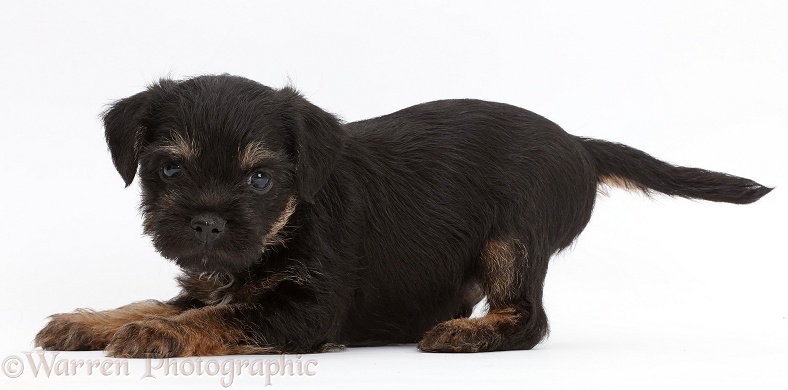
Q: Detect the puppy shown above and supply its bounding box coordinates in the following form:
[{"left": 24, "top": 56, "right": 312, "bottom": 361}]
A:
[{"left": 35, "top": 75, "right": 771, "bottom": 357}]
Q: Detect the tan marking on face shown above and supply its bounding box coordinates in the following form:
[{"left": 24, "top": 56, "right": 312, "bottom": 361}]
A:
[
  {"left": 141, "top": 192, "right": 178, "bottom": 235},
  {"left": 159, "top": 132, "right": 198, "bottom": 161},
  {"left": 142, "top": 214, "right": 154, "bottom": 236},
  {"left": 133, "top": 125, "right": 147, "bottom": 154},
  {"left": 240, "top": 140, "right": 284, "bottom": 170},
  {"left": 160, "top": 191, "right": 178, "bottom": 207},
  {"left": 263, "top": 196, "right": 298, "bottom": 247},
  {"left": 480, "top": 238, "right": 525, "bottom": 305}
]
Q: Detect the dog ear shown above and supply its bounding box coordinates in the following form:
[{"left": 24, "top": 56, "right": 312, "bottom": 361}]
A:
[
  {"left": 102, "top": 90, "right": 152, "bottom": 187},
  {"left": 281, "top": 87, "right": 346, "bottom": 204}
]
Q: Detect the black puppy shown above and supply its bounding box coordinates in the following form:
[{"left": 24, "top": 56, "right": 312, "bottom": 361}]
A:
[{"left": 35, "top": 75, "right": 771, "bottom": 357}]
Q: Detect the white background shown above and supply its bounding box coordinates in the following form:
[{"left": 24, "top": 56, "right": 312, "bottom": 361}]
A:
[{"left": 1, "top": 1, "right": 786, "bottom": 389}]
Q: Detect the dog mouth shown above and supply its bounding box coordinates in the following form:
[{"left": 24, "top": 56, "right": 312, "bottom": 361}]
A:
[
  {"left": 143, "top": 211, "right": 272, "bottom": 273},
  {"left": 169, "top": 248, "right": 260, "bottom": 273},
  {"left": 147, "top": 224, "right": 264, "bottom": 273}
]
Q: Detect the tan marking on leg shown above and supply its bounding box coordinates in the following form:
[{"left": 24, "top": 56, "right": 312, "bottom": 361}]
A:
[
  {"left": 480, "top": 238, "right": 526, "bottom": 306},
  {"left": 107, "top": 306, "right": 278, "bottom": 358},
  {"left": 418, "top": 308, "right": 521, "bottom": 353},
  {"left": 263, "top": 196, "right": 298, "bottom": 247},
  {"left": 175, "top": 306, "right": 277, "bottom": 356},
  {"left": 34, "top": 300, "right": 182, "bottom": 351},
  {"left": 240, "top": 140, "right": 286, "bottom": 170}
]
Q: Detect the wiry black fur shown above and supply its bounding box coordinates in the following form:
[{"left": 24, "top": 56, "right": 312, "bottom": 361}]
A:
[
  {"left": 582, "top": 138, "right": 772, "bottom": 203},
  {"left": 36, "top": 75, "right": 771, "bottom": 356}
]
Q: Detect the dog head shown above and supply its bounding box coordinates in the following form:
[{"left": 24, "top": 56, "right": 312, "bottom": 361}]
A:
[{"left": 102, "top": 75, "right": 345, "bottom": 273}]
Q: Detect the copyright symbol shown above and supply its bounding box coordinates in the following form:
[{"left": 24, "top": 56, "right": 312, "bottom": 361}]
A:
[{"left": 2, "top": 355, "right": 24, "bottom": 378}]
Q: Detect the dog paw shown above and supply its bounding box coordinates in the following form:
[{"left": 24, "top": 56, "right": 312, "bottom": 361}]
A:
[
  {"left": 106, "top": 318, "right": 184, "bottom": 358},
  {"left": 35, "top": 312, "right": 107, "bottom": 351},
  {"left": 417, "top": 319, "right": 498, "bottom": 353}
]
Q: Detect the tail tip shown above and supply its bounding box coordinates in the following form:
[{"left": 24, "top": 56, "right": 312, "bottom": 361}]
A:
[
  {"left": 738, "top": 183, "right": 773, "bottom": 204},
  {"left": 752, "top": 184, "right": 773, "bottom": 200}
]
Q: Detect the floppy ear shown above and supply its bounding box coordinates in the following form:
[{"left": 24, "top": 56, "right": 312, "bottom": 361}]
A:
[
  {"left": 102, "top": 90, "right": 152, "bottom": 186},
  {"left": 281, "top": 87, "right": 347, "bottom": 204}
]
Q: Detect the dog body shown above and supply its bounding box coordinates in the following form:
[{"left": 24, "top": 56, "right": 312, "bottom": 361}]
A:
[
  {"left": 322, "top": 100, "right": 598, "bottom": 349},
  {"left": 35, "top": 75, "right": 771, "bottom": 357}
]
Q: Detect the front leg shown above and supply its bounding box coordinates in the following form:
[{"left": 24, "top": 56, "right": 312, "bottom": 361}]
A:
[
  {"left": 106, "top": 304, "right": 289, "bottom": 358},
  {"left": 106, "top": 281, "right": 347, "bottom": 358},
  {"left": 34, "top": 300, "right": 182, "bottom": 351}
]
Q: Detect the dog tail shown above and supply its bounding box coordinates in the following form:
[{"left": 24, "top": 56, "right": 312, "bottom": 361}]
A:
[{"left": 578, "top": 137, "right": 772, "bottom": 204}]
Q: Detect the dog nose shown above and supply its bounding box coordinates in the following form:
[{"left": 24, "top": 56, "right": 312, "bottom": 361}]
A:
[{"left": 190, "top": 214, "right": 226, "bottom": 244}]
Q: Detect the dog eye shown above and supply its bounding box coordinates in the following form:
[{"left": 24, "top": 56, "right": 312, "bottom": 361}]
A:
[
  {"left": 162, "top": 163, "right": 183, "bottom": 179},
  {"left": 249, "top": 172, "right": 272, "bottom": 191}
]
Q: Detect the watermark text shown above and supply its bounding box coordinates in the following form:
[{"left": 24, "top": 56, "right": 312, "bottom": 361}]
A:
[{"left": 2, "top": 351, "right": 317, "bottom": 387}]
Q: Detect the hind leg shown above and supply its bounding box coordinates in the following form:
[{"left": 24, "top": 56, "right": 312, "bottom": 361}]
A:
[{"left": 418, "top": 237, "right": 548, "bottom": 352}]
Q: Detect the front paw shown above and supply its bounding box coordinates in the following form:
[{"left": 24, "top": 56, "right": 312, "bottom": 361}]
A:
[
  {"left": 35, "top": 311, "right": 107, "bottom": 351},
  {"left": 106, "top": 318, "right": 184, "bottom": 358}
]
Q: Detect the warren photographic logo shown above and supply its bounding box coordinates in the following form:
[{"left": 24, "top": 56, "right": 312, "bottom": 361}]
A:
[{"left": 2, "top": 351, "right": 317, "bottom": 387}]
